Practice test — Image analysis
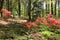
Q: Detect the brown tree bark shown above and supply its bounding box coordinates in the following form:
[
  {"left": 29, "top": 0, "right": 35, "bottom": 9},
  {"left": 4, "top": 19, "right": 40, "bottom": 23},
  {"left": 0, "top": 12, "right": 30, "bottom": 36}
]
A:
[
  {"left": 0, "top": 0, "right": 4, "bottom": 17},
  {"left": 18, "top": 0, "right": 21, "bottom": 17},
  {"left": 28, "top": 0, "right": 31, "bottom": 21},
  {"left": 55, "top": 1, "right": 56, "bottom": 15},
  {"left": 6, "top": 0, "right": 10, "bottom": 11}
]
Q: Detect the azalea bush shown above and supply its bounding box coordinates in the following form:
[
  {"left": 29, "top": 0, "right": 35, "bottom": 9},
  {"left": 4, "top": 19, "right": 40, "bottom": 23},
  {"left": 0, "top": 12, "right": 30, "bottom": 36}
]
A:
[
  {"left": 35, "top": 14, "right": 60, "bottom": 29},
  {"left": 0, "top": 9, "right": 12, "bottom": 19},
  {"left": 21, "top": 14, "right": 60, "bottom": 32},
  {"left": 20, "top": 14, "right": 60, "bottom": 40}
]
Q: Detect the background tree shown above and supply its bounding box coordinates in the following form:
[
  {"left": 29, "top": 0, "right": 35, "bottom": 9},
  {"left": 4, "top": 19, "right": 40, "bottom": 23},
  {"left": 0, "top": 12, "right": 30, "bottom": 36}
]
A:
[
  {"left": 6, "top": 0, "right": 10, "bottom": 11},
  {"left": 0, "top": 0, "right": 4, "bottom": 17},
  {"left": 28, "top": 0, "right": 31, "bottom": 21},
  {"left": 18, "top": 0, "right": 21, "bottom": 17}
]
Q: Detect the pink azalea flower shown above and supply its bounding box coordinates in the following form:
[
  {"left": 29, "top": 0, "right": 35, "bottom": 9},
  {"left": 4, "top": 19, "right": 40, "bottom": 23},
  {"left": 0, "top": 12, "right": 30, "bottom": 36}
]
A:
[
  {"left": 46, "top": 14, "right": 53, "bottom": 18},
  {"left": 48, "top": 18, "right": 56, "bottom": 24},
  {"left": 21, "top": 22, "right": 38, "bottom": 29},
  {"left": 1, "top": 9, "right": 12, "bottom": 18}
]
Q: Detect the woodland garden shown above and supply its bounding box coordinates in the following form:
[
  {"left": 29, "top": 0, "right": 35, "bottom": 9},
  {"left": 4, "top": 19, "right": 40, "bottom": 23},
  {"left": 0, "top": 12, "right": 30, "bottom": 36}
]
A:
[{"left": 0, "top": 0, "right": 60, "bottom": 40}]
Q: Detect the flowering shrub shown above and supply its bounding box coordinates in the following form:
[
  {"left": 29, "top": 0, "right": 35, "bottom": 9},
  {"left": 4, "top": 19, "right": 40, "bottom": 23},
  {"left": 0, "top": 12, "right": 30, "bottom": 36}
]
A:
[
  {"left": 46, "top": 13, "right": 53, "bottom": 18},
  {"left": 0, "top": 9, "right": 12, "bottom": 18},
  {"left": 20, "top": 14, "right": 60, "bottom": 36},
  {"left": 35, "top": 14, "right": 60, "bottom": 29},
  {"left": 21, "top": 22, "right": 38, "bottom": 29}
]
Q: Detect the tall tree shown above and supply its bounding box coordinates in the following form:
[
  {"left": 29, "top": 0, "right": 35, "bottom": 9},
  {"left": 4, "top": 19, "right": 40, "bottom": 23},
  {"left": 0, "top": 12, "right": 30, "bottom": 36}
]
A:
[
  {"left": 51, "top": 0, "right": 53, "bottom": 14},
  {"left": 6, "top": 0, "right": 10, "bottom": 11},
  {"left": 0, "top": 0, "right": 4, "bottom": 17},
  {"left": 9, "top": 0, "right": 12, "bottom": 11},
  {"left": 55, "top": 0, "right": 56, "bottom": 15},
  {"left": 18, "top": 0, "right": 21, "bottom": 17},
  {"left": 28, "top": 0, "right": 31, "bottom": 21}
]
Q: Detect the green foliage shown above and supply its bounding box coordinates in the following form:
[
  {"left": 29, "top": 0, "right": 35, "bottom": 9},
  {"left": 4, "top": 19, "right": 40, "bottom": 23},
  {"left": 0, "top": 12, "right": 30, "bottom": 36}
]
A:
[{"left": 39, "top": 25, "right": 51, "bottom": 31}]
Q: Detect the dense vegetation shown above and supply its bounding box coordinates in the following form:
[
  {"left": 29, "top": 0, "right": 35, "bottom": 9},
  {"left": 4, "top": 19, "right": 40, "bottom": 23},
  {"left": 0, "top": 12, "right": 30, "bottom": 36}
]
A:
[{"left": 0, "top": 0, "right": 60, "bottom": 40}]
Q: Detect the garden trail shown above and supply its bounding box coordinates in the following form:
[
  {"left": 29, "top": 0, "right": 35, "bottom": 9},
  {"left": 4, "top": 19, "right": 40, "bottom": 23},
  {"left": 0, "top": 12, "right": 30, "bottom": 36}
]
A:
[
  {"left": 0, "top": 18, "right": 27, "bottom": 25},
  {"left": 0, "top": 20, "right": 9, "bottom": 25}
]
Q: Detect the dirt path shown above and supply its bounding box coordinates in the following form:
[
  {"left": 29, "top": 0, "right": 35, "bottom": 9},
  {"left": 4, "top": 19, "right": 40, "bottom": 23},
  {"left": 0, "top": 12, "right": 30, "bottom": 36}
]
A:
[
  {"left": 0, "top": 20, "right": 10, "bottom": 25},
  {"left": 0, "top": 19, "right": 27, "bottom": 25}
]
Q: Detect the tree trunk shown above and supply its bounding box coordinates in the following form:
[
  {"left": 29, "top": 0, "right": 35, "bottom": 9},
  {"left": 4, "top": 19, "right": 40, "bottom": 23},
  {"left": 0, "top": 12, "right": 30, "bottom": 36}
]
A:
[
  {"left": 0, "top": 0, "right": 4, "bottom": 17},
  {"left": 6, "top": 0, "right": 10, "bottom": 11},
  {"left": 18, "top": 0, "right": 21, "bottom": 17},
  {"left": 9, "top": 0, "right": 12, "bottom": 12},
  {"left": 28, "top": 0, "right": 31, "bottom": 21},
  {"left": 55, "top": 1, "right": 56, "bottom": 15},
  {"left": 51, "top": 0, "right": 53, "bottom": 14}
]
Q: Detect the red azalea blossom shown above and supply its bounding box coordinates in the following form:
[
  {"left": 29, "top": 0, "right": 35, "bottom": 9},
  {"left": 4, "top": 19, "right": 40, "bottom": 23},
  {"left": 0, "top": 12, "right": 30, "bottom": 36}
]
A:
[
  {"left": 48, "top": 18, "right": 56, "bottom": 23},
  {"left": 55, "top": 21, "right": 60, "bottom": 25},
  {"left": 1, "top": 9, "right": 12, "bottom": 18},
  {"left": 35, "top": 19, "right": 40, "bottom": 23},
  {"left": 26, "top": 22, "right": 32, "bottom": 28},
  {"left": 21, "top": 22, "right": 38, "bottom": 28},
  {"left": 26, "top": 24, "right": 32, "bottom": 28},
  {"left": 47, "top": 23, "right": 54, "bottom": 28},
  {"left": 35, "top": 17, "right": 48, "bottom": 26},
  {"left": 21, "top": 22, "right": 31, "bottom": 28},
  {"left": 48, "top": 18, "right": 60, "bottom": 25},
  {"left": 31, "top": 22, "right": 38, "bottom": 27},
  {"left": 41, "top": 19, "right": 48, "bottom": 26},
  {"left": 35, "top": 17, "right": 41, "bottom": 23},
  {"left": 6, "top": 11, "right": 11, "bottom": 18},
  {"left": 46, "top": 14, "right": 53, "bottom": 18}
]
